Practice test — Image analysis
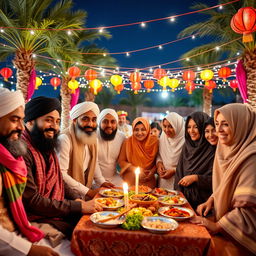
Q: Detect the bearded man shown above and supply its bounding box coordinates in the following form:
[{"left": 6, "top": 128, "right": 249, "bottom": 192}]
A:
[
  {"left": 21, "top": 97, "right": 101, "bottom": 246},
  {"left": 57, "top": 102, "right": 113, "bottom": 200},
  {"left": 97, "top": 109, "right": 125, "bottom": 186}
]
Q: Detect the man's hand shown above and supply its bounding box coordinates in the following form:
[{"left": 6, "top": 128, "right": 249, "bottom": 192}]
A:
[
  {"left": 157, "top": 162, "right": 165, "bottom": 176},
  {"left": 100, "top": 181, "right": 115, "bottom": 188},
  {"left": 178, "top": 175, "right": 198, "bottom": 187},
  {"left": 28, "top": 245, "right": 59, "bottom": 256},
  {"left": 77, "top": 199, "right": 103, "bottom": 214},
  {"left": 86, "top": 188, "right": 100, "bottom": 199},
  {"left": 190, "top": 216, "right": 221, "bottom": 234},
  {"left": 197, "top": 196, "right": 214, "bottom": 217},
  {"left": 161, "top": 169, "right": 175, "bottom": 179}
]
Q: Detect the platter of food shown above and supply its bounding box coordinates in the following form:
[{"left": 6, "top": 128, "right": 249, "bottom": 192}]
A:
[
  {"left": 152, "top": 188, "right": 178, "bottom": 197},
  {"left": 129, "top": 194, "right": 157, "bottom": 205},
  {"left": 158, "top": 206, "right": 194, "bottom": 220},
  {"left": 95, "top": 197, "right": 124, "bottom": 210},
  {"left": 90, "top": 211, "right": 125, "bottom": 228},
  {"left": 99, "top": 188, "right": 123, "bottom": 198},
  {"left": 158, "top": 195, "right": 187, "bottom": 206},
  {"left": 141, "top": 216, "right": 179, "bottom": 234},
  {"left": 129, "top": 185, "right": 152, "bottom": 193}
]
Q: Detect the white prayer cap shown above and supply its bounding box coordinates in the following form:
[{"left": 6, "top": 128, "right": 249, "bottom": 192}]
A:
[
  {"left": 0, "top": 88, "right": 25, "bottom": 118},
  {"left": 70, "top": 101, "right": 100, "bottom": 120},
  {"left": 98, "top": 108, "right": 118, "bottom": 125}
]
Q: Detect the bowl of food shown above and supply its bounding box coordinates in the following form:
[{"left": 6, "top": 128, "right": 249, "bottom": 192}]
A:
[
  {"left": 158, "top": 195, "right": 187, "bottom": 206},
  {"left": 152, "top": 188, "right": 178, "bottom": 197},
  {"left": 141, "top": 216, "right": 179, "bottom": 234},
  {"left": 90, "top": 211, "right": 125, "bottom": 229},
  {"left": 95, "top": 197, "right": 124, "bottom": 210},
  {"left": 129, "top": 194, "right": 157, "bottom": 205},
  {"left": 158, "top": 206, "right": 194, "bottom": 221},
  {"left": 99, "top": 189, "right": 123, "bottom": 198},
  {"left": 129, "top": 185, "right": 152, "bottom": 194}
]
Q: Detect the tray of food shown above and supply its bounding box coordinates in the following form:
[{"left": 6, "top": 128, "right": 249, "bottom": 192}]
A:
[
  {"left": 95, "top": 197, "right": 124, "bottom": 210},
  {"left": 158, "top": 195, "right": 187, "bottom": 206},
  {"left": 99, "top": 188, "right": 124, "bottom": 198},
  {"left": 158, "top": 206, "right": 194, "bottom": 221},
  {"left": 152, "top": 187, "right": 178, "bottom": 197},
  {"left": 129, "top": 194, "right": 157, "bottom": 205}
]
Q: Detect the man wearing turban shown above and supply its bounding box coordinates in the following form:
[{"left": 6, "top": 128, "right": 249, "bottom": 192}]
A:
[
  {"left": 117, "top": 110, "right": 132, "bottom": 138},
  {"left": 57, "top": 101, "right": 114, "bottom": 200},
  {"left": 21, "top": 97, "right": 102, "bottom": 247},
  {"left": 97, "top": 109, "right": 126, "bottom": 186},
  {"left": 0, "top": 89, "right": 60, "bottom": 256}
]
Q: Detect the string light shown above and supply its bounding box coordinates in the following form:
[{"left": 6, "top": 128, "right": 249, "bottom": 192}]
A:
[
  {"left": 0, "top": 29, "right": 4, "bottom": 33},
  {"left": 67, "top": 30, "right": 72, "bottom": 35},
  {"left": 126, "top": 52, "right": 130, "bottom": 57},
  {"left": 158, "top": 45, "right": 163, "bottom": 50},
  {"left": 99, "top": 28, "right": 104, "bottom": 33},
  {"left": 30, "top": 30, "right": 35, "bottom": 35},
  {"left": 215, "top": 46, "right": 220, "bottom": 51},
  {"left": 170, "top": 17, "right": 175, "bottom": 22},
  {"left": 192, "top": 35, "right": 196, "bottom": 39},
  {"left": 140, "top": 22, "right": 146, "bottom": 28}
]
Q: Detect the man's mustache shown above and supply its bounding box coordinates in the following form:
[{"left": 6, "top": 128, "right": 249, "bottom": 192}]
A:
[
  {"left": 44, "top": 128, "right": 58, "bottom": 134},
  {"left": 7, "top": 130, "right": 22, "bottom": 138}
]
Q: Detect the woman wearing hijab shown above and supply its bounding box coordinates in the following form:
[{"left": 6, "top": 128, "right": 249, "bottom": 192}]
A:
[
  {"left": 174, "top": 111, "right": 215, "bottom": 209},
  {"left": 118, "top": 117, "right": 159, "bottom": 188},
  {"left": 204, "top": 117, "right": 218, "bottom": 146},
  {"left": 193, "top": 103, "right": 256, "bottom": 256},
  {"left": 157, "top": 112, "right": 185, "bottom": 189}
]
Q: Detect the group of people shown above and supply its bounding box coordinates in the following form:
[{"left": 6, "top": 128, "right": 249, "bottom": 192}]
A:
[{"left": 0, "top": 87, "right": 255, "bottom": 256}]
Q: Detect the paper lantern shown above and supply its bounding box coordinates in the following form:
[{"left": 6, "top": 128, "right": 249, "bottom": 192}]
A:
[
  {"left": 200, "top": 69, "right": 214, "bottom": 85},
  {"left": 231, "top": 7, "right": 256, "bottom": 43},
  {"left": 110, "top": 75, "right": 123, "bottom": 86},
  {"left": 35, "top": 77, "right": 42, "bottom": 89},
  {"left": 218, "top": 67, "right": 231, "bottom": 82},
  {"left": 229, "top": 80, "right": 238, "bottom": 91},
  {"left": 169, "top": 78, "right": 180, "bottom": 92},
  {"left": 130, "top": 72, "right": 141, "bottom": 83},
  {"left": 185, "top": 82, "right": 195, "bottom": 94},
  {"left": 131, "top": 82, "right": 141, "bottom": 94},
  {"left": 153, "top": 68, "right": 167, "bottom": 80},
  {"left": 158, "top": 76, "right": 170, "bottom": 90},
  {"left": 205, "top": 80, "right": 216, "bottom": 93},
  {"left": 89, "top": 79, "right": 102, "bottom": 95},
  {"left": 182, "top": 70, "right": 196, "bottom": 82},
  {"left": 0, "top": 67, "right": 12, "bottom": 81},
  {"left": 114, "top": 84, "right": 124, "bottom": 94},
  {"left": 84, "top": 69, "right": 97, "bottom": 80},
  {"left": 68, "top": 66, "right": 81, "bottom": 79},
  {"left": 68, "top": 80, "right": 79, "bottom": 94},
  {"left": 50, "top": 77, "right": 61, "bottom": 90},
  {"left": 144, "top": 80, "right": 154, "bottom": 92}
]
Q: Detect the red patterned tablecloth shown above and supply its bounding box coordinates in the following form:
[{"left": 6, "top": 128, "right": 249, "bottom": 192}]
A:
[{"left": 71, "top": 214, "right": 212, "bottom": 256}]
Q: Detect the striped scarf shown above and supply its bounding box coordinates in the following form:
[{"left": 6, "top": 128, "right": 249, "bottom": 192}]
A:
[{"left": 0, "top": 144, "right": 44, "bottom": 242}]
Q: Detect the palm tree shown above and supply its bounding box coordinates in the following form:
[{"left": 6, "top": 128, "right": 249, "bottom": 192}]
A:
[
  {"left": 95, "top": 87, "right": 116, "bottom": 108},
  {"left": 119, "top": 91, "right": 152, "bottom": 120},
  {"left": 178, "top": 0, "right": 256, "bottom": 108}
]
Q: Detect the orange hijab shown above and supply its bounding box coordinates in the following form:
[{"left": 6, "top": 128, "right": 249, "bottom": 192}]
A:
[{"left": 126, "top": 117, "right": 159, "bottom": 169}]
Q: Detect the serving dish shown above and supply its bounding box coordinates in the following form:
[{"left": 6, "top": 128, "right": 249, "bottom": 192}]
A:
[
  {"left": 152, "top": 188, "right": 178, "bottom": 197},
  {"left": 95, "top": 197, "right": 124, "bottom": 210},
  {"left": 129, "top": 194, "right": 157, "bottom": 205},
  {"left": 158, "top": 206, "right": 194, "bottom": 221},
  {"left": 158, "top": 195, "right": 187, "bottom": 206},
  {"left": 99, "top": 188, "right": 123, "bottom": 198},
  {"left": 90, "top": 211, "right": 125, "bottom": 228}
]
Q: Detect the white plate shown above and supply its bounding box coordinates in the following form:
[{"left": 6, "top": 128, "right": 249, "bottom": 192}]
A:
[
  {"left": 141, "top": 216, "right": 178, "bottom": 234},
  {"left": 158, "top": 196, "right": 187, "bottom": 206},
  {"left": 158, "top": 206, "right": 194, "bottom": 221},
  {"left": 152, "top": 188, "right": 178, "bottom": 197},
  {"left": 95, "top": 197, "right": 124, "bottom": 211},
  {"left": 90, "top": 211, "right": 125, "bottom": 229},
  {"left": 99, "top": 189, "right": 124, "bottom": 198}
]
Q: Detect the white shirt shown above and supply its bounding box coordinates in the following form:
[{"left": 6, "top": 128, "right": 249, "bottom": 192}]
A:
[
  {"left": 97, "top": 130, "right": 125, "bottom": 186},
  {"left": 57, "top": 134, "right": 106, "bottom": 198}
]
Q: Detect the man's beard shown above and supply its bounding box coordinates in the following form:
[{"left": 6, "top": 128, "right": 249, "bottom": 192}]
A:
[
  {"left": 100, "top": 127, "right": 117, "bottom": 141},
  {"left": 75, "top": 123, "right": 97, "bottom": 145},
  {"left": 0, "top": 130, "right": 27, "bottom": 158},
  {"left": 30, "top": 122, "right": 59, "bottom": 152}
]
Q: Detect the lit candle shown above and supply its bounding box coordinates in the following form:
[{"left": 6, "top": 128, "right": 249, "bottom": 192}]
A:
[
  {"left": 123, "top": 182, "right": 129, "bottom": 209},
  {"left": 135, "top": 167, "right": 140, "bottom": 195}
]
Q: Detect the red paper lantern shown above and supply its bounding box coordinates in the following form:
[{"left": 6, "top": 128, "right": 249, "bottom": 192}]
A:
[
  {"left": 182, "top": 70, "right": 196, "bottom": 81},
  {"left": 231, "top": 7, "right": 256, "bottom": 43},
  {"left": 84, "top": 69, "right": 97, "bottom": 81},
  {"left": 0, "top": 67, "right": 13, "bottom": 81},
  {"left": 229, "top": 79, "right": 238, "bottom": 91},
  {"left": 131, "top": 82, "right": 141, "bottom": 94},
  {"left": 153, "top": 68, "right": 167, "bottom": 80},
  {"left": 185, "top": 82, "right": 195, "bottom": 95},
  {"left": 50, "top": 77, "right": 61, "bottom": 90},
  {"left": 114, "top": 84, "right": 124, "bottom": 94},
  {"left": 144, "top": 80, "right": 154, "bottom": 92},
  {"left": 218, "top": 67, "right": 231, "bottom": 82},
  {"left": 204, "top": 80, "right": 216, "bottom": 93},
  {"left": 130, "top": 72, "right": 141, "bottom": 83},
  {"left": 68, "top": 66, "right": 81, "bottom": 79}
]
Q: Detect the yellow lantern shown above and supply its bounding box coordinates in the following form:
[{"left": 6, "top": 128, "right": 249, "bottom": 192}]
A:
[
  {"left": 68, "top": 80, "right": 79, "bottom": 94},
  {"left": 89, "top": 79, "right": 102, "bottom": 95},
  {"left": 110, "top": 75, "right": 122, "bottom": 86},
  {"left": 200, "top": 69, "right": 214, "bottom": 85},
  {"left": 158, "top": 76, "right": 171, "bottom": 90},
  {"left": 169, "top": 78, "right": 180, "bottom": 92},
  {"left": 35, "top": 77, "right": 42, "bottom": 89}
]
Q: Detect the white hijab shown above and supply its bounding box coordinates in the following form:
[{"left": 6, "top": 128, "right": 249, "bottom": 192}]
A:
[{"left": 159, "top": 112, "right": 185, "bottom": 169}]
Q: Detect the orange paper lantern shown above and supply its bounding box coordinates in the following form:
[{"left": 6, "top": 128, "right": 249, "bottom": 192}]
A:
[
  {"left": 130, "top": 72, "right": 141, "bottom": 83},
  {"left": 182, "top": 70, "right": 196, "bottom": 81},
  {"left": 229, "top": 80, "right": 238, "bottom": 91},
  {"left": 205, "top": 80, "right": 216, "bottom": 93},
  {"left": 218, "top": 67, "right": 231, "bottom": 82},
  {"left": 50, "top": 77, "right": 61, "bottom": 90},
  {"left": 144, "top": 80, "right": 154, "bottom": 92},
  {"left": 185, "top": 82, "right": 195, "bottom": 95},
  {"left": 84, "top": 69, "right": 97, "bottom": 81},
  {"left": 68, "top": 66, "right": 81, "bottom": 79},
  {"left": 0, "top": 67, "right": 12, "bottom": 81},
  {"left": 153, "top": 68, "right": 167, "bottom": 80},
  {"left": 231, "top": 7, "right": 256, "bottom": 43},
  {"left": 131, "top": 82, "right": 141, "bottom": 94},
  {"left": 114, "top": 84, "right": 124, "bottom": 94}
]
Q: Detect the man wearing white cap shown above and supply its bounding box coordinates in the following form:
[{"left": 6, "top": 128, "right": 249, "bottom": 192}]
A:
[
  {"left": 97, "top": 109, "right": 126, "bottom": 186},
  {"left": 57, "top": 102, "right": 113, "bottom": 200},
  {"left": 117, "top": 111, "right": 132, "bottom": 138},
  {"left": 0, "top": 88, "right": 59, "bottom": 256}
]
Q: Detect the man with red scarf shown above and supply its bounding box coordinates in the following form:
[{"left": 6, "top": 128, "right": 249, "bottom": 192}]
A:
[
  {"left": 22, "top": 97, "right": 102, "bottom": 247},
  {"left": 0, "top": 89, "right": 59, "bottom": 256}
]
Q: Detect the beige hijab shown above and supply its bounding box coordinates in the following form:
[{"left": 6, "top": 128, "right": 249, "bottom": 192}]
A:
[{"left": 213, "top": 103, "right": 256, "bottom": 220}]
